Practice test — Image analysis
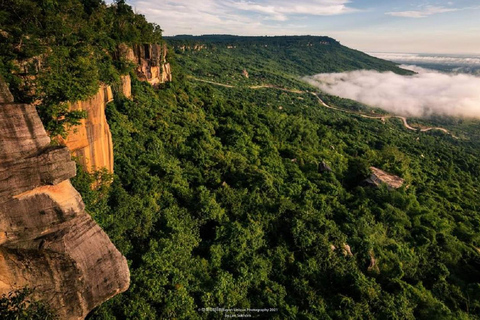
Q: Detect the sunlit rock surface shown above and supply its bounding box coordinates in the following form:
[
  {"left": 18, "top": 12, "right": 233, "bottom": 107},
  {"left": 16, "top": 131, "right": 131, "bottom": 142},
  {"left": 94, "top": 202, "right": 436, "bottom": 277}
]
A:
[
  {"left": 0, "top": 78, "right": 129, "bottom": 319},
  {"left": 363, "top": 166, "right": 405, "bottom": 189},
  {"left": 60, "top": 85, "right": 115, "bottom": 174},
  {"left": 118, "top": 43, "right": 173, "bottom": 85}
]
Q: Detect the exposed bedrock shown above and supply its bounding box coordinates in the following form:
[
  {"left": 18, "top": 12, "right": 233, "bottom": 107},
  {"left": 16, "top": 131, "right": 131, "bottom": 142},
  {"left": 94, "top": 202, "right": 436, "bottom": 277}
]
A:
[{"left": 0, "top": 79, "right": 129, "bottom": 319}]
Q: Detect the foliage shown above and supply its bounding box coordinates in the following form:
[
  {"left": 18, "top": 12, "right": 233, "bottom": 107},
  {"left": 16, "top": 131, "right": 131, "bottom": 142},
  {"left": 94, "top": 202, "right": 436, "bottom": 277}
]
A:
[
  {"left": 0, "top": 288, "right": 58, "bottom": 320},
  {"left": 166, "top": 35, "right": 413, "bottom": 89},
  {"left": 4, "top": 2, "right": 480, "bottom": 318},
  {"left": 0, "top": 0, "right": 162, "bottom": 136},
  {"left": 81, "top": 67, "right": 480, "bottom": 319}
]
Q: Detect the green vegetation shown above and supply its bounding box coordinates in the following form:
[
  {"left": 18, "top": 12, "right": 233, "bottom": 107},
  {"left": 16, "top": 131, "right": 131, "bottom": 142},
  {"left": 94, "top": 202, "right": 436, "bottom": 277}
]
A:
[
  {"left": 80, "top": 50, "right": 480, "bottom": 318},
  {"left": 167, "top": 35, "right": 413, "bottom": 88},
  {"left": 0, "top": 288, "right": 58, "bottom": 320},
  {"left": 0, "top": 0, "right": 162, "bottom": 136},
  {"left": 3, "top": 1, "right": 480, "bottom": 318}
]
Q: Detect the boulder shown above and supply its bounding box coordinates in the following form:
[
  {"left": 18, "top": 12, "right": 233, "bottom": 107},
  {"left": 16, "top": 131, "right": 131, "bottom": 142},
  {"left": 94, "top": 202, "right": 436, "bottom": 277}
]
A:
[{"left": 362, "top": 167, "right": 404, "bottom": 189}]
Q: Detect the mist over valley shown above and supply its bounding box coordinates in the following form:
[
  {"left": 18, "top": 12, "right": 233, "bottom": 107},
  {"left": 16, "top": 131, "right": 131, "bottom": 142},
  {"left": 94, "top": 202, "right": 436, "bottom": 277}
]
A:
[
  {"left": 2, "top": 1, "right": 480, "bottom": 319},
  {"left": 304, "top": 54, "right": 480, "bottom": 119}
]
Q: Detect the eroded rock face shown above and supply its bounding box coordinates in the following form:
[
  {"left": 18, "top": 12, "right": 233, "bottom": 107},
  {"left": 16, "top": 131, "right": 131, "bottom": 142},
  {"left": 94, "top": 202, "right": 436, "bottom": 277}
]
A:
[
  {"left": 62, "top": 42, "right": 172, "bottom": 174},
  {"left": 120, "top": 75, "right": 132, "bottom": 99},
  {"left": 0, "top": 80, "right": 129, "bottom": 319},
  {"left": 60, "top": 85, "right": 115, "bottom": 174},
  {"left": 0, "top": 77, "right": 13, "bottom": 103},
  {"left": 118, "top": 43, "right": 173, "bottom": 85}
]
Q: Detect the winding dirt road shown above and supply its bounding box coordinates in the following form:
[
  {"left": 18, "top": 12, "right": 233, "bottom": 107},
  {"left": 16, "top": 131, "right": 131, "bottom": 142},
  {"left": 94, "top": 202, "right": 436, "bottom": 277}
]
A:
[
  {"left": 190, "top": 77, "right": 454, "bottom": 136},
  {"left": 311, "top": 93, "right": 454, "bottom": 136}
]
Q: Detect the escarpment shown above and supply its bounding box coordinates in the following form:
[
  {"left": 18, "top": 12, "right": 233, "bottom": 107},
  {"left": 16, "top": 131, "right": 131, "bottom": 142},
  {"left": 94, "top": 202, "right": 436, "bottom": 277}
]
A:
[
  {"left": 60, "top": 85, "right": 115, "bottom": 174},
  {"left": 0, "top": 79, "right": 130, "bottom": 319},
  {"left": 118, "top": 43, "right": 173, "bottom": 85},
  {"left": 62, "top": 43, "right": 171, "bottom": 174}
]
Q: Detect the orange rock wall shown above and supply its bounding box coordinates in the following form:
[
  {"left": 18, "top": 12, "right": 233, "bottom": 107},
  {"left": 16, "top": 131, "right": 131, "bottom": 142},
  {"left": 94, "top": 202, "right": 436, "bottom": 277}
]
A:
[
  {"left": 62, "top": 86, "right": 114, "bottom": 173},
  {"left": 118, "top": 43, "right": 173, "bottom": 86},
  {"left": 120, "top": 75, "right": 132, "bottom": 99},
  {"left": 64, "top": 43, "right": 171, "bottom": 174}
]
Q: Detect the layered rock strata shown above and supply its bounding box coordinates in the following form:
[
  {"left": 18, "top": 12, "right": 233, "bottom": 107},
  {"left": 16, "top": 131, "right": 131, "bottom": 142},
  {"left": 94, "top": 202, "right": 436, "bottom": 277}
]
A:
[{"left": 0, "top": 79, "right": 129, "bottom": 319}]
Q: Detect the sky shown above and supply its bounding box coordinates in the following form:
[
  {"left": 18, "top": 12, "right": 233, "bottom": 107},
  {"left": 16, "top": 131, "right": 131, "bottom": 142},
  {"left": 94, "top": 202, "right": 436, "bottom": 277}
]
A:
[{"left": 112, "top": 0, "right": 480, "bottom": 54}]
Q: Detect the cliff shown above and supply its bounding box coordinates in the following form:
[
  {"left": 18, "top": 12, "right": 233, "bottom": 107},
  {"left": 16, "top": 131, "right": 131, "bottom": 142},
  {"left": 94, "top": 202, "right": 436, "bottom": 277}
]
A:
[
  {"left": 59, "top": 85, "right": 115, "bottom": 174},
  {"left": 118, "top": 43, "right": 173, "bottom": 85},
  {"left": 0, "top": 79, "right": 129, "bottom": 319},
  {"left": 62, "top": 43, "right": 170, "bottom": 174}
]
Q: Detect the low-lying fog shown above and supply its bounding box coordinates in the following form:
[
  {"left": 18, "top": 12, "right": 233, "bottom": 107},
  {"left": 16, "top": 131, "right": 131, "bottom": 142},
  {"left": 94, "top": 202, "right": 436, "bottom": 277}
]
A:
[{"left": 303, "top": 65, "right": 480, "bottom": 118}]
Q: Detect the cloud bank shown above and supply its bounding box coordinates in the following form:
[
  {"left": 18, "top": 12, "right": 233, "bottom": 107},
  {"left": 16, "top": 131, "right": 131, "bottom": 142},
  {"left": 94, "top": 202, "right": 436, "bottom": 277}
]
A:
[
  {"left": 369, "top": 53, "right": 480, "bottom": 75},
  {"left": 230, "top": 0, "right": 357, "bottom": 21},
  {"left": 304, "top": 68, "right": 480, "bottom": 118}
]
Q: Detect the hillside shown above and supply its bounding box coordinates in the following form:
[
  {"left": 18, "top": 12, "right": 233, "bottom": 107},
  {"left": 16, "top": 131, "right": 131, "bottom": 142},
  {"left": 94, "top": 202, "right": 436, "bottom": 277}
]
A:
[
  {"left": 166, "top": 35, "right": 413, "bottom": 88},
  {"left": 1, "top": 2, "right": 480, "bottom": 320},
  {"left": 82, "top": 38, "right": 480, "bottom": 319}
]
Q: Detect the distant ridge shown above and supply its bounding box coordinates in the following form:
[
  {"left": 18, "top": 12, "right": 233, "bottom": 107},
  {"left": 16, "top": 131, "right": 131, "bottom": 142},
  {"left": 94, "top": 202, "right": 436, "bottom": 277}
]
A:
[{"left": 166, "top": 35, "right": 412, "bottom": 79}]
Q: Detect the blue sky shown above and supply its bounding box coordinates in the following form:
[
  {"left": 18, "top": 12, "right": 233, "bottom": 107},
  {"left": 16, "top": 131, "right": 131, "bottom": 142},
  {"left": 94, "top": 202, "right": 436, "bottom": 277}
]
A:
[{"left": 115, "top": 0, "right": 480, "bottom": 53}]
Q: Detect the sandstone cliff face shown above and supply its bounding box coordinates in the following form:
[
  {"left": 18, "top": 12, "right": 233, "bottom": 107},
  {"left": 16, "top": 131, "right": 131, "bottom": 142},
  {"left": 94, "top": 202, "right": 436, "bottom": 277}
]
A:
[
  {"left": 0, "top": 78, "right": 13, "bottom": 103},
  {"left": 60, "top": 86, "right": 115, "bottom": 174},
  {"left": 63, "top": 43, "right": 170, "bottom": 174},
  {"left": 0, "top": 80, "right": 129, "bottom": 319},
  {"left": 119, "top": 43, "right": 173, "bottom": 85},
  {"left": 120, "top": 75, "right": 132, "bottom": 99}
]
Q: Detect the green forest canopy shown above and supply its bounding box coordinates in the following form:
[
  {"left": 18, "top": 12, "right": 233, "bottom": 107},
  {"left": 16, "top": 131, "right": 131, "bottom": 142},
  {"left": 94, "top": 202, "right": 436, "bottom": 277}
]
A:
[
  {"left": 2, "top": 1, "right": 480, "bottom": 319},
  {"left": 80, "top": 73, "right": 480, "bottom": 319},
  {"left": 81, "top": 37, "right": 480, "bottom": 320},
  {"left": 0, "top": 0, "right": 162, "bottom": 136}
]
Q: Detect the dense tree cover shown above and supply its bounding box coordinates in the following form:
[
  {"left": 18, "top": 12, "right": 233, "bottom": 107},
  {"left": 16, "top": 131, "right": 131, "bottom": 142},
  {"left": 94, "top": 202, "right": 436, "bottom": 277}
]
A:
[
  {"left": 72, "top": 66, "right": 480, "bottom": 318},
  {"left": 166, "top": 35, "right": 413, "bottom": 88},
  {"left": 0, "top": 0, "right": 162, "bottom": 136},
  {"left": 4, "top": 1, "right": 480, "bottom": 318}
]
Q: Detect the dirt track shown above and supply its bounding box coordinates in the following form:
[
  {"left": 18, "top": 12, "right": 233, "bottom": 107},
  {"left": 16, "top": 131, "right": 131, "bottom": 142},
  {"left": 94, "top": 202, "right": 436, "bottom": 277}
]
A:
[{"left": 190, "top": 77, "right": 454, "bottom": 136}]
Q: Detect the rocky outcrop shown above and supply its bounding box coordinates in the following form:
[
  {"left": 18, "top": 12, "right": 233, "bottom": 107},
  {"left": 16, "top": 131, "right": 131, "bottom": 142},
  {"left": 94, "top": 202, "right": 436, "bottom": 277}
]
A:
[
  {"left": 318, "top": 161, "right": 332, "bottom": 173},
  {"left": 176, "top": 44, "right": 207, "bottom": 52},
  {"left": 0, "top": 78, "right": 13, "bottom": 103},
  {"left": 119, "top": 75, "right": 132, "bottom": 99},
  {"left": 60, "top": 43, "right": 171, "bottom": 174},
  {"left": 118, "top": 43, "right": 173, "bottom": 85},
  {"left": 330, "top": 243, "right": 353, "bottom": 257},
  {"left": 60, "top": 86, "right": 115, "bottom": 174},
  {"left": 367, "top": 250, "right": 379, "bottom": 273},
  {"left": 0, "top": 79, "right": 129, "bottom": 319},
  {"left": 61, "top": 74, "right": 134, "bottom": 174},
  {"left": 363, "top": 167, "right": 404, "bottom": 189}
]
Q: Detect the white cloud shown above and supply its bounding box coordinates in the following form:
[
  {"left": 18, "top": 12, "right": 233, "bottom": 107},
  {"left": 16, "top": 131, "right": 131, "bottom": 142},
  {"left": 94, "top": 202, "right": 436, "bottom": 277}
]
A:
[
  {"left": 131, "top": 0, "right": 258, "bottom": 35},
  {"left": 126, "top": 0, "right": 357, "bottom": 35},
  {"left": 304, "top": 69, "right": 480, "bottom": 118},
  {"left": 229, "top": 0, "right": 357, "bottom": 20},
  {"left": 386, "top": 5, "right": 458, "bottom": 18}
]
